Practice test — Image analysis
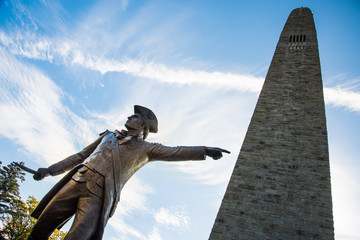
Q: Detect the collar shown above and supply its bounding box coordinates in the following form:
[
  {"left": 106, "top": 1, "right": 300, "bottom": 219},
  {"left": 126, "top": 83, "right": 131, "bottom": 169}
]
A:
[{"left": 114, "top": 129, "right": 144, "bottom": 145}]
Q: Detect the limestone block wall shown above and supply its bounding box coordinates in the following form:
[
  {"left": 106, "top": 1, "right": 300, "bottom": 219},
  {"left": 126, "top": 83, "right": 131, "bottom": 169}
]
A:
[{"left": 209, "top": 7, "right": 334, "bottom": 240}]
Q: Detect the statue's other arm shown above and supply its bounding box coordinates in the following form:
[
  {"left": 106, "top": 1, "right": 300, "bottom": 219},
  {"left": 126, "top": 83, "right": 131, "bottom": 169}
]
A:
[
  {"left": 34, "top": 133, "right": 106, "bottom": 180},
  {"left": 148, "top": 143, "right": 230, "bottom": 161}
]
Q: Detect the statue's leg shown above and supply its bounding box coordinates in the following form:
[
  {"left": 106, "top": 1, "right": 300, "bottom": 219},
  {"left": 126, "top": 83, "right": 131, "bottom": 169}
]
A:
[
  {"left": 63, "top": 194, "right": 103, "bottom": 240},
  {"left": 28, "top": 180, "right": 81, "bottom": 240},
  {"left": 63, "top": 170, "right": 104, "bottom": 240}
]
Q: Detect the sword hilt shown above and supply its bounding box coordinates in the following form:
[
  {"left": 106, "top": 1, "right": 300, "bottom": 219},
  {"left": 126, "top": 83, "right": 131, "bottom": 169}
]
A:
[{"left": 13, "top": 162, "right": 37, "bottom": 175}]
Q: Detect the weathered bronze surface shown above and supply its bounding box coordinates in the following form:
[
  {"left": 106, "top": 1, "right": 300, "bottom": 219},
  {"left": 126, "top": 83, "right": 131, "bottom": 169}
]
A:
[{"left": 27, "top": 105, "right": 229, "bottom": 240}]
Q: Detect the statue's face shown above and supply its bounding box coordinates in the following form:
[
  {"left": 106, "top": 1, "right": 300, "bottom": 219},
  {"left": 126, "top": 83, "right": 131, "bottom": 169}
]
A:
[{"left": 125, "top": 114, "right": 145, "bottom": 130}]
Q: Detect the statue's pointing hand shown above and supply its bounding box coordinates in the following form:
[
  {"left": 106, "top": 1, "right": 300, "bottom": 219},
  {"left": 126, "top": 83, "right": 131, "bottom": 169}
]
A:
[
  {"left": 205, "top": 147, "right": 230, "bottom": 160},
  {"left": 33, "top": 168, "right": 50, "bottom": 181}
]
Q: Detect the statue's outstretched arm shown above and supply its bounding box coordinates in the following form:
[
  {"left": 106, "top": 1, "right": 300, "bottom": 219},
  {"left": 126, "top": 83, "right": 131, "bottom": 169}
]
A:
[{"left": 148, "top": 143, "right": 230, "bottom": 162}]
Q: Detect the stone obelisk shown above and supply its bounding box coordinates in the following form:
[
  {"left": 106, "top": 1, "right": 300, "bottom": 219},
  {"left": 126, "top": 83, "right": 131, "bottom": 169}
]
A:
[{"left": 209, "top": 7, "right": 334, "bottom": 239}]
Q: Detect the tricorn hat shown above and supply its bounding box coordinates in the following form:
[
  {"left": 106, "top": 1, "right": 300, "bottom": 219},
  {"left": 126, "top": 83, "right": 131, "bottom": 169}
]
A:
[{"left": 134, "top": 105, "right": 158, "bottom": 133}]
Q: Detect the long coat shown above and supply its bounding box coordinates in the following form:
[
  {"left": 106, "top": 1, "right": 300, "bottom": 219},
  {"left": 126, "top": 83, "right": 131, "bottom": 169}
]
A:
[{"left": 32, "top": 130, "right": 206, "bottom": 240}]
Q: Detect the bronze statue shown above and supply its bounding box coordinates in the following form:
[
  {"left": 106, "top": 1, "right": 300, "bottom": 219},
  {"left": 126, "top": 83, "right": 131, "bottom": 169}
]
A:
[{"left": 27, "top": 105, "right": 229, "bottom": 240}]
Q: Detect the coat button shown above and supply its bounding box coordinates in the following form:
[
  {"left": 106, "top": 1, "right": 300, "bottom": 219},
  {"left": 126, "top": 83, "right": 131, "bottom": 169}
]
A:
[
  {"left": 78, "top": 167, "right": 88, "bottom": 173},
  {"left": 73, "top": 177, "right": 86, "bottom": 183}
]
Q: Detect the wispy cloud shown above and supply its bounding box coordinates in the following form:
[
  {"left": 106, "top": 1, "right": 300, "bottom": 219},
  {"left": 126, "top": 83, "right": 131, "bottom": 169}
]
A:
[
  {"left": 146, "top": 227, "right": 162, "bottom": 240},
  {"left": 155, "top": 206, "right": 191, "bottom": 230},
  {"left": 331, "top": 161, "right": 360, "bottom": 240},
  {"left": 95, "top": 59, "right": 264, "bottom": 93},
  {"left": 0, "top": 30, "right": 264, "bottom": 93},
  {"left": 109, "top": 177, "right": 193, "bottom": 240},
  {"left": 0, "top": 47, "right": 77, "bottom": 164},
  {"left": 2, "top": 1, "right": 360, "bottom": 116},
  {"left": 324, "top": 87, "right": 360, "bottom": 113},
  {"left": 0, "top": 44, "right": 116, "bottom": 165},
  {"left": 108, "top": 176, "right": 166, "bottom": 240},
  {"left": 2, "top": 29, "right": 360, "bottom": 116}
]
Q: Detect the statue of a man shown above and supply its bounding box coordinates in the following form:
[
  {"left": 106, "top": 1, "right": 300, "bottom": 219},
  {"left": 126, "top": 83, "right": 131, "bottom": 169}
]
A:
[{"left": 28, "top": 105, "right": 229, "bottom": 240}]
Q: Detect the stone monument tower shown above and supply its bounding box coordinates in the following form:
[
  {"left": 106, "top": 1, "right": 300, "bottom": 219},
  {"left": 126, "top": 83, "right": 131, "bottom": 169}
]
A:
[{"left": 209, "top": 7, "right": 334, "bottom": 239}]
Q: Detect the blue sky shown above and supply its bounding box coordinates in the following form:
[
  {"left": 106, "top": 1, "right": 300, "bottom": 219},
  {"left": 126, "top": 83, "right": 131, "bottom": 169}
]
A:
[{"left": 0, "top": 0, "right": 359, "bottom": 239}]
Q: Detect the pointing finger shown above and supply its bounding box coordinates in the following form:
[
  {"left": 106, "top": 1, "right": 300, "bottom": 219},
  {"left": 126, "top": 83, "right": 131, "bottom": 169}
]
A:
[{"left": 217, "top": 148, "right": 230, "bottom": 154}]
